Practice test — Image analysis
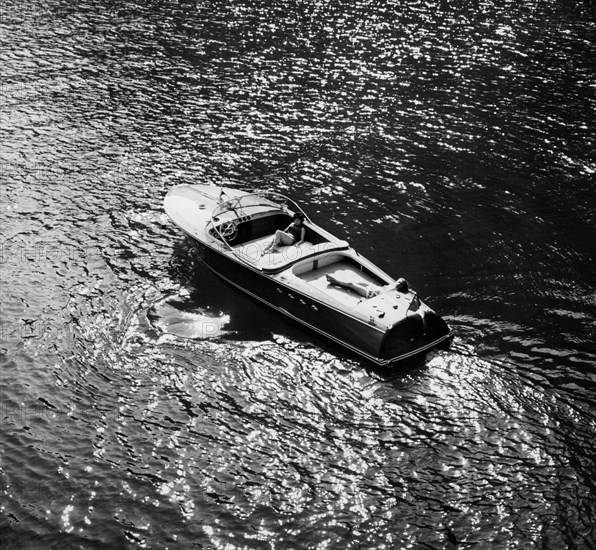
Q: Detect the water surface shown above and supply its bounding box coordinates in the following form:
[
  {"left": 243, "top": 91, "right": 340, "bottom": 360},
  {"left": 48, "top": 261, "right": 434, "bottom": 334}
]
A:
[{"left": 1, "top": 0, "right": 595, "bottom": 548}]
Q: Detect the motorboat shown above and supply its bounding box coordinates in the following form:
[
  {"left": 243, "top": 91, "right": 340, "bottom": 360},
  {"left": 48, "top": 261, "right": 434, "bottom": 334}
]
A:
[{"left": 164, "top": 184, "right": 450, "bottom": 366}]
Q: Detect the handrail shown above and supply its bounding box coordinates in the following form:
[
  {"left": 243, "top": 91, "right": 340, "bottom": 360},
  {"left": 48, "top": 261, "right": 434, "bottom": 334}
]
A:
[{"left": 257, "top": 190, "right": 312, "bottom": 223}]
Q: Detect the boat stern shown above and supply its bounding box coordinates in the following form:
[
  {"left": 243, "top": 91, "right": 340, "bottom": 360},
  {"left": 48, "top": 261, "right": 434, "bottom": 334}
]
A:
[{"left": 379, "top": 311, "right": 451, "bottom": 364}]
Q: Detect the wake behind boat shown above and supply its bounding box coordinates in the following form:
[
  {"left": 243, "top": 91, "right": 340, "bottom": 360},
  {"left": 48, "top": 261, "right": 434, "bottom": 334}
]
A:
[{"left": 164, "top": 184, "right": 450, "bottom": 366}]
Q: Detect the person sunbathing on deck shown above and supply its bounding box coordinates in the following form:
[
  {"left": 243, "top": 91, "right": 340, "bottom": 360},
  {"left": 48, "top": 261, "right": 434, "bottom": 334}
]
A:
[
  {"left": 326, "top": 274, "right": 409, "bottom": 298},
  {"left": 262, "top": 213, "right": 306, "bottom": 255},
  {"left": 326, "top": 275, "right": 428, "bottom": 328}
]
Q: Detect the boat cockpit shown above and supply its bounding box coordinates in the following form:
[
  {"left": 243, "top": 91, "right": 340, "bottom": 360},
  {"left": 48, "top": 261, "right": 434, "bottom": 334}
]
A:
[
  {"left": 207, "top": 192, "right": 351, "bottom": 272},
  {"left": 207, "top": 192, "right": 324, "bottom": 245}
]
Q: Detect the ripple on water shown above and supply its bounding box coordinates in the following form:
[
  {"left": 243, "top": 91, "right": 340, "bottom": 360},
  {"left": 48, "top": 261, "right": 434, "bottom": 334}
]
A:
[{"left": 2, "top": 0, "right": 595, "bottom": 547}]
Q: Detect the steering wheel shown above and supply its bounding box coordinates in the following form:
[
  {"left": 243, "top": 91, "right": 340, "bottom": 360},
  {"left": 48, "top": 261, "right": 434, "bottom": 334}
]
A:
[{"left": 219, "top": 221, "right": 238, "bottom": 241}]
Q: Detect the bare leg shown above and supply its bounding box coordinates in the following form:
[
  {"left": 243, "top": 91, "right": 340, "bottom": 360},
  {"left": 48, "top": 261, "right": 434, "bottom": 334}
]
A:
[
  {"left": 262, "top": 230, "right": 294, "bottom": 255},
  {"left": 326, "top": 274, "right": 370, "bottom": 298}
]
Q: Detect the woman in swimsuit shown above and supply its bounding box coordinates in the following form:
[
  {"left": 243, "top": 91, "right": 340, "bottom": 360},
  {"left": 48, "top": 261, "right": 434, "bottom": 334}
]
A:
[
  {"left": 262, "top": 213, "right": 306, "bottom": 255},
  {"left": 325, "top": 275, "right": 409, "bottom": 298},
  {"left": 325, "top": 275, "right": 428, "bottom": 329}
]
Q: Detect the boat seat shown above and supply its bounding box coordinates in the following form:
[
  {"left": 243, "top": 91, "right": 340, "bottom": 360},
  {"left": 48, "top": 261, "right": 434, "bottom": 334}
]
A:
[
  {"left": 233, "top": 236, "right": 349, "bottom": 273},
  {"left": 260, "top": 241, "right": 349, "bottom": 273}
]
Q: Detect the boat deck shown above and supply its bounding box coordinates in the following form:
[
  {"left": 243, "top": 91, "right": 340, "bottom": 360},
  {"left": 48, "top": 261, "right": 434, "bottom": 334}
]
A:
[{"left": 297, "top": 261, "right": 382, "bottom": 307}]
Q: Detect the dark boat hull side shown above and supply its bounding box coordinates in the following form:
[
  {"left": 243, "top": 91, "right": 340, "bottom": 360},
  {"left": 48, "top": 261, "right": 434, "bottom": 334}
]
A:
[{"left": 190, "top": 238, "right": 448, "bottom": 365}]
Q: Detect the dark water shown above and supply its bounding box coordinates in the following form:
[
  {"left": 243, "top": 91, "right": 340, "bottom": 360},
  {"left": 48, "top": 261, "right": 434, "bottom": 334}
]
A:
[{"left": 1, "top": 0, "right": 595, "bottom": 548}]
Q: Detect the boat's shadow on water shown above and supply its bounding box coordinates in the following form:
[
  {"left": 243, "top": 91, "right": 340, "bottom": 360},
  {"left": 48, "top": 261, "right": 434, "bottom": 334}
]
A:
[
  {"left": 153, "top": 238, "right": 287, "bottom": 341},
  {"left": 157, "top": 238, "right": 442, "bottom": 380}
]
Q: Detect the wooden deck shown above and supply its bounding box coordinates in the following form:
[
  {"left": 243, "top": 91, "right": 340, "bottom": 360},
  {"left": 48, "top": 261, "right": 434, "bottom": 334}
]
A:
[{"left": 296, "top": 261, "right": 383, "bottom": 307}]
